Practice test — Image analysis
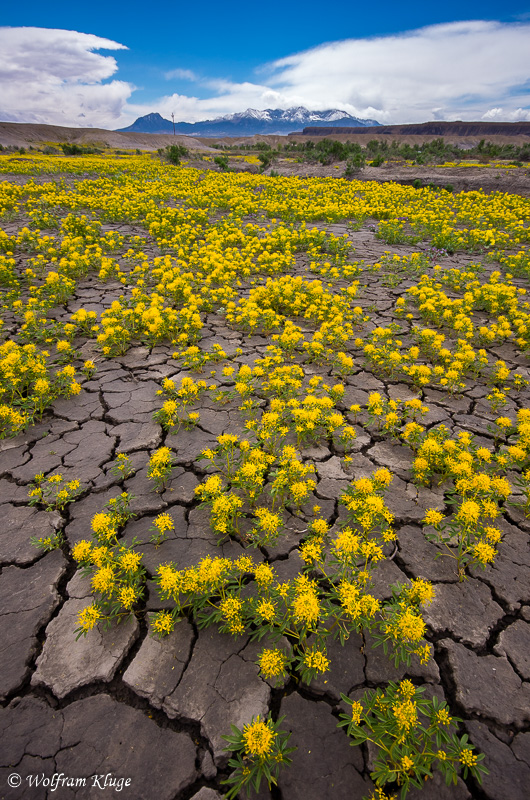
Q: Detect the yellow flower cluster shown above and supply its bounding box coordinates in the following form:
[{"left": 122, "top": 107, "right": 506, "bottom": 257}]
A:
[
  {"left": 72, "top": 493, "right": 143, "bottom": 634},
  {"left": 147, "top": 446, "right": 174, "bottom": 490},
  {"left": 242, "top": 717, "right": 275, "bottom": 759},
  {"left": 2, "top": 151, "right": 525, "bottom": 770},
  {"left": 0, "top": 341, "right": 81, "bottom": 436},
  {"left": 153, "top": 376, "right": 209, "bottom": 430}
]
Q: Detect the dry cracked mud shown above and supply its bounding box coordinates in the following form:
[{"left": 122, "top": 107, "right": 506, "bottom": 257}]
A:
[{"left": 0, "top": 181, "right": 529, "bottom": 800}]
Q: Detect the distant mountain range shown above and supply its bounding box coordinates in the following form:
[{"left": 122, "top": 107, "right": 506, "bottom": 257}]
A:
[{"left": 117, "top": 107, "right": 380, "bottom": 137}]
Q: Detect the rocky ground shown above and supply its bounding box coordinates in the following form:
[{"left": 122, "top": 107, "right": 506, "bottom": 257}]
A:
[
  {"left": 1, "top": 190, "right": 530, "bottom": 800},
  {"left": 272, "top": 161, "right": 530, "bottom": 198},
  {"left": 180, "top": 155, "right": 530, "bottom": 198}
]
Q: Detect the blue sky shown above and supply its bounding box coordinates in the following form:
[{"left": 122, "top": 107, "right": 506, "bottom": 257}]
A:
[{"left": 1, "top": 1, "right": 529, "bottom": 127}]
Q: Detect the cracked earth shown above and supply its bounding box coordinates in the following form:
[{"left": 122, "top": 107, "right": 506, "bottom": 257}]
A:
[{"left": 0, "top": 180, "right": 529, "bottom": 800}]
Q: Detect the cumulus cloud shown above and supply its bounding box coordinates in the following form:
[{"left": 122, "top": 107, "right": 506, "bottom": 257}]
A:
[
  {"left": 482, "top": 107, "right": 530, "bottom": 121},
  {"left": 0, "top": 27, "right": 133, "bottom": 126},
  {"left": 141, "top": 20, "right": 530, "bottom": 124},
  {"left": 1, "top": 21, "right": 529, "bottom": 128},
  {"left": 262, "top": 20, "right": 530, "bottom": 123}
]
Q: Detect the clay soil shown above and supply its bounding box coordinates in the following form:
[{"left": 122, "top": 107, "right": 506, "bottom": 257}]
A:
[
  {"left": 178, "top": 153, "right": 530, "bottom": 198},
  {"left": 272, "top": 160, "right": 530, "bottom": 197},
  {"left": 0, "top": 160, "right": 529, "bottom": 800}
]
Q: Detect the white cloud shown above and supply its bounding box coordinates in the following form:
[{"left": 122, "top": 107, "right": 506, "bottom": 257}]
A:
[
  {"left": 0, "top": 27, "right": 133, "bottom": 126},
  {"left": 128, "top": 82, "right": 299, "bottom": 124},
  {"left": 482, "top": 107, "right": 530, "bottom": 121},
  {"left": 261, "top": 20, "right": 530, "bottom": 123},
  {"left": 164, "top": 68, "right": 199, "bottom": 82},
  {"left": 1, "top": 22, "right": 529, "bottom": 128},
  {"left": 130, "top": 20, "right": 530, "bottom": 125},
  {"left": 482, "top": 107, "right": 504, "bottom": 119}
]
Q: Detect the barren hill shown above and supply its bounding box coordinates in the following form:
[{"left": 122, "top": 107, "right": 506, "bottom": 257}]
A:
[{"left": 0, "top": 121, "right": 216, "bottom": 152}]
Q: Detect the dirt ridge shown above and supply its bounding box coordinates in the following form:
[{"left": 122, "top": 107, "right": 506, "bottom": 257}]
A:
[{"left": 0, "top": 121, "right": 216, "bottom": 152}]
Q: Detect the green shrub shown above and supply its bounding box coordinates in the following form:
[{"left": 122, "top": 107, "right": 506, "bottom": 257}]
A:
[
  {"left": 214, "top": 154, "right": 229, "bottom": 171},
  {"left": 258, "top": 152, "right": 273, "bottom": 172},
  {"left": 164, "top": 144, "right": 189, "bottom": 165},
  {"left": 61, "top": 143, "right": 100, "bottom": 156},
  {"left": 344, "top": 150, "right": 366, "bottom": 177}
]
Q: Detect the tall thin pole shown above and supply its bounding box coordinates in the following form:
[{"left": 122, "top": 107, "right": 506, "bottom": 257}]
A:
[{"left": 171, "top": 112, "right": 175, "bottom": 136}]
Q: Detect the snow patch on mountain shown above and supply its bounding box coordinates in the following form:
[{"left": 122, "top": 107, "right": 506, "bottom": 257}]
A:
[{"left": 117, "top": 107, "right": 380, "bottom": 136}]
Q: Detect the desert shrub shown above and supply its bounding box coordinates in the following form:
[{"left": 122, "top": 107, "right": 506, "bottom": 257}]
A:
[
  {"left": 61, "top": 143, "right": 100, "bottom": 156},
  {"left": 214, "top": 154, "right": 230, "bottom": 171},
  {"left": 163, "top": 144, "right": 189, "bottom": 165},
  {"left": 258, "top": 152, "right": 273, "bottom": 172},
  {"left": 344, "top": 150, "right": 366, "bottom": 177}
]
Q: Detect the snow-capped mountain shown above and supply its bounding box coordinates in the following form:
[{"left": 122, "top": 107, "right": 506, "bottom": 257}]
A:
[{"left": 117, "top": 108, "right": 380, "bottom": 136}]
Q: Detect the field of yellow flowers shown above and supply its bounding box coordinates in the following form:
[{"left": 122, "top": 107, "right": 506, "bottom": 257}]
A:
[{"left": 0, "top": 151, "right": 529, "bottom": 800}]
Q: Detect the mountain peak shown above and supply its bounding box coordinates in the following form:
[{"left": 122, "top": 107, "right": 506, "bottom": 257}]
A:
[{"left": 117, "top": 106, "right": 380, "bottom": 136}]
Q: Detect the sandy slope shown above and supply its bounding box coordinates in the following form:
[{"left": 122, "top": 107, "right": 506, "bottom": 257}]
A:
[{"left": 0, "top": 121, "right": 216, "bottom": 151}]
